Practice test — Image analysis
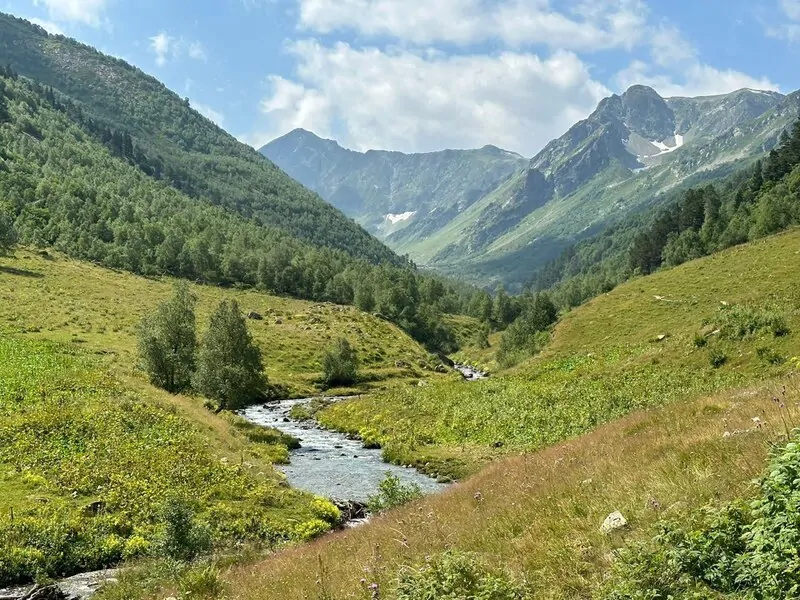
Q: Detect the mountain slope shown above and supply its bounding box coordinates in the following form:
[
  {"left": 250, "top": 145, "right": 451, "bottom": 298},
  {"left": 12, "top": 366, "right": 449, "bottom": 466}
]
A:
[
  {"left": 220, "top": 224, "right": 800, "bottom": 600},
  {"left": 0, "top": 12, "right": 397, "bottom": 265},
  {"left": 260, "top": 130, "right": 527, "bottom": 239},
  {"left": 401, "top": 85, "right": 798, "bottom": 287},
  {"left": 266, "top": 84, "right": 797, "bottom": 289}
]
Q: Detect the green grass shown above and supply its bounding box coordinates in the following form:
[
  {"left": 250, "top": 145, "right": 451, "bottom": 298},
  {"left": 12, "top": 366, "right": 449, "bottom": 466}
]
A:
[
  {"left": 0, "top": 249, "right": 442, "bottom": 397},
  {"left": 0, "top": 248, "right": 445, "bottom": 587},
  {"left": 318, "top": 229, "right": 800, "bottom": 478},
  {"left": 0, "top": 335, "right": 338, "bottom": 586}
]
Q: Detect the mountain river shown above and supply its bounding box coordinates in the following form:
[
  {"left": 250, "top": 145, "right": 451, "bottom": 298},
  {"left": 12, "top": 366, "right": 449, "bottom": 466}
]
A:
[{"left": 238, "top": 364, "right": 486, "bottom": 502}]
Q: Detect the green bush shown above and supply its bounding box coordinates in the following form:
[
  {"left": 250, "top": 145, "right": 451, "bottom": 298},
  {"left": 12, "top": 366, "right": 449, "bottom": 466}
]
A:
[
  {"left": 396, "top": 551, "right": 526, "bottom": 600},
  {"left": 715, "top": 303, "right": 791, "bottom": 340},
  {"left": 154, "top": 498, "right": 212, "bottom": 562},
  {"left": 367, "top": 474, "right": 422, "bottom": 513},
  {"left": 709, "top": 348, "right": 727, "bottom": 369},
  {"left": 321, "top": 338, "right": 359, "bottom": 387},
  {"left": 693, "top": 333, "right": 708, "bottom": 348},
  {"left": 599, "top": 437, "right": 800, "bottom": 599}
]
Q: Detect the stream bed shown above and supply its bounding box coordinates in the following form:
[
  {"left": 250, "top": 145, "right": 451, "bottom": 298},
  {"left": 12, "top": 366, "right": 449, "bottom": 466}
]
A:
[
  {"left": 239, "top": 364, "right": 487, "bottom": 502},
  {"left": 240, "top": 398, "right": 445, "bottom": 502}
]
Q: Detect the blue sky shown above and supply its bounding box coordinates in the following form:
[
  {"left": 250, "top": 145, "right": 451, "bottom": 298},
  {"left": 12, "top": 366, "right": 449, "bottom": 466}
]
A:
[{"left": 2, "top": 0, "right": 799, "bottom": 156}]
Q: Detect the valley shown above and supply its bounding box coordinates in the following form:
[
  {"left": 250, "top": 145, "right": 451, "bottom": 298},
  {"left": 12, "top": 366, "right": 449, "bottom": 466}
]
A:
[{"left": 2, "top": 7, "right": 800, "bottom": 600}]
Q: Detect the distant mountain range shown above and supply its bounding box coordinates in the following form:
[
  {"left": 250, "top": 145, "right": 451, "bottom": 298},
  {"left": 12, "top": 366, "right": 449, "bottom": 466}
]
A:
[{"left": 262, "top": 85, "right": 799, "bottom": 288}]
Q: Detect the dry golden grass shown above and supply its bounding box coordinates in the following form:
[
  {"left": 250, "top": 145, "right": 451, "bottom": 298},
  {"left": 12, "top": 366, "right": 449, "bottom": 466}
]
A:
[{"left": 223, "top": 376, "right": 797, "bottom": 599}]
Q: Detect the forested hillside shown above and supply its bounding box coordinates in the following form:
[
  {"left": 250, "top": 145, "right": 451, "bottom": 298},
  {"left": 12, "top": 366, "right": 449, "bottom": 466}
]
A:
[
  {"left": 0, "top": 25, "right": 486, "bottom": 352},
  {"left": 533, "top": 119, "right": 800, "bottom": 308},
  {"left": 0, "top": 13, "right": 396, "bottom": 264}
]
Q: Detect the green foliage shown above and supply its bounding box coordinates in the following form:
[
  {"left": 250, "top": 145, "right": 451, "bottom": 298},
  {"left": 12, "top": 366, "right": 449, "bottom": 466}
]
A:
[
  {"left": 366, "top": 474, "right": 422, "bottom": 513},
  {"left": 709, "top": 348, "right": 727, "bottom": 369},
  {"left": 693, "top": 332, "right": 708, "bottom": 348},
  {"left": 599, "top": 436, "right": 800, "bottom": 600},
  {"left": 322, "top": 337, "right": 359, "bottom": 387},
  {"left": 155, "top": 498, "right": 212, "bottom": 562},
  {"left": 0, "top": 202, "right": 15, "bottom": 254},
  {"left": 194, "top": 299, "right": 266, "bottom": 411},
  {"left": 714, "top": 303, "right": 790, "bottom": 340},
  {"left": 497, "top": 293, "right": 557, "bottom": 367},
  {"left": 177, "top": 564, "right": 225, "bottom": 599},
  {"left": 475, "top": 321, "right": 491, "bottom": 350},
  {"left": 0, "top": 335, "right": 323, "bottom": 586},
  {"left": 395, "top": 551, "right": 526, "bottom": 600},
  {"left": 137, "top": 282, "right": 197, "bottom": 393}
]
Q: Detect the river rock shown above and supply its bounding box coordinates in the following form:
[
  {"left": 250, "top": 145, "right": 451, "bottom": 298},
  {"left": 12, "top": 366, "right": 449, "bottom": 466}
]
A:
[
  {"left": 601, "top": 511, "right": 629, "bottom": 534},
  {"left": 247, "top": 311, "right": 263, "bottom": 320}
]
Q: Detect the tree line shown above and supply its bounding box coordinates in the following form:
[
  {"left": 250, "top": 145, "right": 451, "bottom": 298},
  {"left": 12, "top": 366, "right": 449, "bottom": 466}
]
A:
[{"left": 0, "top": 70, "right": 488, "bottom": 353}]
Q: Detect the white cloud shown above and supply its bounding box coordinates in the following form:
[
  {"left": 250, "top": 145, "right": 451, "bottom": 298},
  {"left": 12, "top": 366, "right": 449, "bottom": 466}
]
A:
[
  {"left": 615, "top": 60, "right": 779, "bottom": 98},
  {"left": 30, "top": 17, "right": 65, "bottom": 35},
  {"left": 148, "top": 32, "right": 208, "bottom": 67},
  {"left": 188, "top": 41, "right": 207, "bottom": 61},
  {"left": 150, "top": 32, "right": 173, "bottom": 67},
  {"left": 33, "top": 0, "right": 108, "bottom": 26},
  {"left": 249, "top": 41, "right": 609, "bottom": 155},
  {"left": 297, "top": 0, "right": 647, "bottom": 51},
  {"left": 615, "top": 24, "right": 779, "bottom": 97},
  {"left": 192, "top": 101, "right": 225, "bottom": 126},
  {"left": 765, "top": 0, "right": 800, "bottom": 42}
]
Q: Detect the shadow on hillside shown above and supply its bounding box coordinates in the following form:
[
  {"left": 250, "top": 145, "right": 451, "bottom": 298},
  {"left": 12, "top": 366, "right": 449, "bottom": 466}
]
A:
[{"left": 0, "top": 265, "right": 44, "bottom": 278}]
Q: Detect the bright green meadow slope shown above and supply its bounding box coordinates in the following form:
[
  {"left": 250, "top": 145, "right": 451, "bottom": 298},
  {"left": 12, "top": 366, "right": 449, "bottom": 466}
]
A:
[{"left": 321, "top": 228, "right": 800, "bottom": 478}]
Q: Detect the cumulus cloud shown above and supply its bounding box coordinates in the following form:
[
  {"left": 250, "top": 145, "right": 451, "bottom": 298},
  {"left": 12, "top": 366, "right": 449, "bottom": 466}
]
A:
[
  {"left": 250, "top": 41, "right": 609, "bottom": 155},
  {"left": 246, "top": 0, "right": 776, "bottom": 154},
  {"left": 148, "top": 32, "right": 208, "bottom": 67},
  {"left": 33, "top": 0, "right": 108, "bottom": 26},
  {"left": 297, "top": 0, "right": 647, "bottom": 50},
  {"left": 615, "top": 25, "right": 779, "bottom": 97}
]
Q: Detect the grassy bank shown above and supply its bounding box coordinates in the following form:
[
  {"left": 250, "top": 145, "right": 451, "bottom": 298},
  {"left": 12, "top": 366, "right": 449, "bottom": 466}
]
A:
[
  {"left": 221, "top": 376, "right": 794, "bottom": 599},
  {"left": 0, "top": 335, "right": 340, "bottom": 585},
  {"left": 0, "top": 249, "right": 442, "bottom": 397},
  {"left": 320, "top": 228, "right": 800, "bottom": 478}
]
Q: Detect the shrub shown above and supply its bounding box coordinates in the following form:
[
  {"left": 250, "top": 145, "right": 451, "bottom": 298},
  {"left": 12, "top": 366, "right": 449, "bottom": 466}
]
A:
[
  {"left": 154, "top": 498, "right": 212, "bottom": 562},
  {"left": 137, "top": 282, "right": 197, "bottom": 393},
  {"left": 178, "top": 564, "right": 225, "bottom": 599},
  {"left": 294, "top": 519, "right": 331, "bottom": 541},
  {"left": 310, "top": 498, "right": 341, "bottom": 525},
  {"left": 709, "top": 348, "right": 727, "bottom": 369},
  {"left": 715, "top": 303, "right": 791, "bottom": 340},
  {"left": 599, "top": 437, "right": 800, "bottom": 599},
  {"left": 367, "top": 473, "right": 422, "bottom": 513},
  {"left": 693, "top": 333, "right": 708, "bottom": 348},
  {"left": 194, "top": 299, "right": 267, "bottom": 411},
  {"left": 396, "top": 551, "right": 526, "bottom": 600},
  {"left": 321, "top": 338, "right": 359, "bottom": 387},
  {"left": 756, "top": 345, "right": 785, "bottom": 365}
]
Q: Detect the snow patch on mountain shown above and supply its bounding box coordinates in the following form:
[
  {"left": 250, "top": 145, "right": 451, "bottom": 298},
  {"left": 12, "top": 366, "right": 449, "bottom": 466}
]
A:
[{"left": 385, "top": 211, "right": 416, "bottom": 225}]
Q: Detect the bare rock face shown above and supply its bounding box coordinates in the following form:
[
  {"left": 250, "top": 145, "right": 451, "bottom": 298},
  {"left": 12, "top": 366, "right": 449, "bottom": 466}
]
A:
[{"left": 601, "top": 510, "right": 629, "bottom": 534}]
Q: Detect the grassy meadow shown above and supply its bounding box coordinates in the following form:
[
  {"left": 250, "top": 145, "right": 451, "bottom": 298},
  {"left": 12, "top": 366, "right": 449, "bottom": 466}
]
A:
[
  {"left": 0, "top": 248, "right": 445, "bottom": 587},
  {"left": 0, "top": 249, "right": 442, "bottom": 397},
  {"left": 320, "top": 228, "right": 800, "bottom": 478}
]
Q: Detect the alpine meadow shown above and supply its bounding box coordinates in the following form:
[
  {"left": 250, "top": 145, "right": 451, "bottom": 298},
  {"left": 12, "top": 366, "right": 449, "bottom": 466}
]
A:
[{"left": 2, "top": 6, "right": 800, "bottom": 600}]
